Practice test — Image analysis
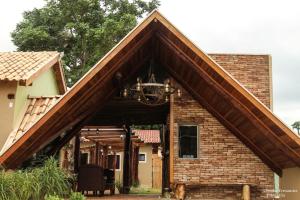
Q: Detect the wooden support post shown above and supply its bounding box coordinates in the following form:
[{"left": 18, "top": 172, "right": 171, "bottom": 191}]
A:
[
  {"left": 162, "top": 124, "right": 170, "bottom": 194},
  {"left": 169, "top": 93, "right": 174, "bottom": 186},
  {"left": 95, "top": 142, "right": 100, "bottom": 165},
  {"left": 103, "top": 146, "right": 108, "bottom": 168},
  {"left": 113, "top": 152, "right": 117, "bottom": 173},
  {"left": 90, "top": 147, "right": 95, "bottom": 164},
  {"left": 242, "top": 185, "right": 250, "bottom": 200},
  {"left": 123, "top": 126, "right": 131, "bottom": 194},
  {"left": 133, "top": 146, "right": 139, "bottom": 184},
  {"left": 74, "top": 134, "right": 80, "bottom": 173}
]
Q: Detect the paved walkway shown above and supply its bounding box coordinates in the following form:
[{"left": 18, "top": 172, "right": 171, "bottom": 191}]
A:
[{"left": 87, "top": 194, "right": 161, "bottom": 199}]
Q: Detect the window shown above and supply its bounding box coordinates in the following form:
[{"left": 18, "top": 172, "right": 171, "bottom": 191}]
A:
[
  {"left": 108, "top": 154, "right": 121, "bottom": 171},
  {"left": 139, "top": 153, "right": 147, "bottom": 163},
  {"left": 179, "top": 125, "right": 198, "bottom": 158},
  {"left": 80, "top": 152, "right": 89, "bottom": 165}
]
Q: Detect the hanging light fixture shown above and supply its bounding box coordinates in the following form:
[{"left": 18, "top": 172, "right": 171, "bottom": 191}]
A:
[{"left": 122, "top": 60, "right": 181, "bottom": 106}]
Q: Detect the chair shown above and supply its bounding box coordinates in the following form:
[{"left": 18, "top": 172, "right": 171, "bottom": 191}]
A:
[
  {"left": 104, "top": 169, "right": 115, "bottom": 195},
  {"left": 77, "top": 164, "right": 105, "bottom": 196}
]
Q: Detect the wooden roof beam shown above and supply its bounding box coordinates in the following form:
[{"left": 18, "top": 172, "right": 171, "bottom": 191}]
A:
[
  {"left": 156, "top": 32, "right": 300, "bottom": 168},
  {"left": 160, "top": 55, "right": 283, "bottom": 176}
]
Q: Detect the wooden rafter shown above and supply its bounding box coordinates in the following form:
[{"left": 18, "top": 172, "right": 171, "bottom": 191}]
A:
[{"left": 1, "top": 10, "right": 300, "bottom": 174}]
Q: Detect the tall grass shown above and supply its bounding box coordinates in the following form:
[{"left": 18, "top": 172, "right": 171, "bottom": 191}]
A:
[{"left": 0, "top": 157, "right": 72, "bottom": 200}]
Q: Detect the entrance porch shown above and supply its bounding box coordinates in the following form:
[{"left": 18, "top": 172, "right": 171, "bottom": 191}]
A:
[{"left": 58, "top": 96, "right": 170, "bottom": 198}]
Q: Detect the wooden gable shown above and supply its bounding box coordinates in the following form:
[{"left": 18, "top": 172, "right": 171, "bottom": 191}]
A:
[{"left": 1, "top": 10, "right": 300, "bottom": 175}]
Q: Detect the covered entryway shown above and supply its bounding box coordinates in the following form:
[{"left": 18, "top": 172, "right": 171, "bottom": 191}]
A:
[{"left": 59, "top": 86, "right": 171, "bottom": 197}]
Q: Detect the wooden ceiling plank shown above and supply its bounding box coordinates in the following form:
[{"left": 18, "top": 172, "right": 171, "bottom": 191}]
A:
[{"left": 157, "top": 33, "right": 300, "bottom": 167}]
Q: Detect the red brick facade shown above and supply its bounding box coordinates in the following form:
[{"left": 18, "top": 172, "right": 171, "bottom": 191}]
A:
[
  {"left": 209, "top": 54, "right": 272, "bottom": 109},
  {"left": 172, "top": 55, "right": 274, "bottom": 199}
]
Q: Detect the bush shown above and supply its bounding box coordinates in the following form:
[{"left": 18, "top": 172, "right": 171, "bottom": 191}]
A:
[
  {"left": 34, "top": 158, "right": 72, "bottom": 198},
  {"left": 45, "top": 195, "right": 64, "bottom": 200},
  {"left": 115, "top": 180, "right": 123, "bottom": 193},
  {"left": 0, "top": 157, "right": 73, "bottom": 200},
  {"left": 70, "top": 192, "right": 86, "bottom": 200}
]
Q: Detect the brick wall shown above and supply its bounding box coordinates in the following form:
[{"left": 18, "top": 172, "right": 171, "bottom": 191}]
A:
[
  {"left": 172, "top": 55, "right": 274, "bottom": 199},
  {"left": 209, "top": 54, "right": 272, "bottom": 109}
]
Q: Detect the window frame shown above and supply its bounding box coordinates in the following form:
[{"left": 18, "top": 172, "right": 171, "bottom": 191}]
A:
[
  {"left": 178, "top": 124, "right": 199, "bottom": 159},
  {"left": 138, "top": 152, "right": 147, "bottom": 163}
]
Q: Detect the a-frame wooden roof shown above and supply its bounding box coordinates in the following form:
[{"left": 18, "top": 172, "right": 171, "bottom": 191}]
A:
[{"left": 1, "top": 10, "right": 300, "bottom": 175}]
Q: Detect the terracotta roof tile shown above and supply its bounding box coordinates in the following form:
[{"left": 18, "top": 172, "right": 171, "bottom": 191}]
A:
[
  {"left": 133, "top": 130, "right": 161, "bottom": 143},
  {"left": 0, "top": 51, "right": 60, "bottom": 82},
  {"left": 1, "top": 95, "right": 61, "bottom": 154}
]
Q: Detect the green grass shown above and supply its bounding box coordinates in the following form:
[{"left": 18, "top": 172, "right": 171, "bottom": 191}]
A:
[{"left": 129, "top": 186, "right": 161, "bottom": 194}]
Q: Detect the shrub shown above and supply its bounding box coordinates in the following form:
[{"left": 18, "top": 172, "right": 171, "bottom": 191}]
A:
[
  {"left": 34, "top": 158, "right": 72, "bottom": 198},
  {"left": 0, "top": 157, "right": 73, "bottom": 200},
  {"left": 45, "top": 195, "right": 64, "bottom": 200},
  {"left": 70, "top": 192, "right": 86, "bottom": 200},
  {"left": 0, "top": 170, "right": 12, "bottom": 200},
  {"left": 115, "top": 180, "right": 123, "bottom": 193}
]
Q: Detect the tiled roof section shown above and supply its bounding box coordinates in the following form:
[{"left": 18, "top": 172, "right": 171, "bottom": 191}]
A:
[
  {"left": 0, "top": 51, "right": 60, "bottom": 82},
  {"left": 1, "top": 95, "right": 61, "bottom": 153},
  {"left": 133, "top": 130, "right": 161, "bottom": 143}
]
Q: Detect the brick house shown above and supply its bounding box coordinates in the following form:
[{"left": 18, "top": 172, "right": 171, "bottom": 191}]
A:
[{"left": 1, "top": 10, "right": 300, "bottom": 199}]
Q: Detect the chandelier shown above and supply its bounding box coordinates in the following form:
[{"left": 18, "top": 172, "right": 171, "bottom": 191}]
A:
[{"left": 122, "top": 60, "right": 181, "bottom": 106}]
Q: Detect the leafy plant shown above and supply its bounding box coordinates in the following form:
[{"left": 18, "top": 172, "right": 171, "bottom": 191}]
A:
[
  {"left": 132, "top": 180, "right": 140, "bottom": 188},
  {"left": 115, "top": 180, "right": 123, "bottom": 193},
  {"left": 0, "top": 157, "right": 73, "bottom": 200},
  {"left": 70, "top": 192, "right": 86, "bottom": 200},
  {"left": 0, "top": 170, "right": 12, "bottom": 200},
  {"left": 33, "top": 157, "right": 73, "bottom": 198},
  {"left": 45, "top": 195, "right": 64, "bottom": 200}
]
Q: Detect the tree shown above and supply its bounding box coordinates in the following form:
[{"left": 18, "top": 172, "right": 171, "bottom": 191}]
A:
[
  {"left": 292, "top": 121, "right": 300, "bottom": 135},
  {"left": 12, "top": 0, "right": 160, "bottom": 86}
]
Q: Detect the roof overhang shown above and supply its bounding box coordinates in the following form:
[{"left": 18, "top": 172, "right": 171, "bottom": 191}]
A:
[
  {"left": 0, "top": 52, "right": 67, "bottom": 94},
  {"left": 1, "top": 10, "right": 300, "bottom": 176}
]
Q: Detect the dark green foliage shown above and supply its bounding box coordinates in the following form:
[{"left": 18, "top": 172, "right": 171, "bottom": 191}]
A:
[
  {"left": 0, "top": 157, "right": 72, "bottom": 200},
  {"left": 69, "top": 192, "right": 86, "bottom": 200},
  {"left": 12, "top": 0, "right": 160, "bottom": 86},
  {"left": 45, "top": 195, "right": 64, "bottom": 200},
  {"left": 292, "top": 121, "right": 300, "bottom": 134}
]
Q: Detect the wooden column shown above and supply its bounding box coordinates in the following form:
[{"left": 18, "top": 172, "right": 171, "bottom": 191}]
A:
[
  {"left": 113, "top": 152, "right": 117, "bottom": 173},
  {"left": 90, "top": 147, "right": 95, "bottom": 164},
  {"left": 169, "top": 93, "right": 174, "bottom": 186},
  {"left": 123, "top": 126, "right": 131, "bottom": 194},
  {"left": 74, "top": 134, "right": 80, "bottom": 173},
  {"left": 162, "top": 124, "right": 170, "bottom": 194},
  {"left": 133, "top": 146, "right": 139, "bottom": 184},
  {"left": 103, "top": 146, "right": 108, "bottom": 168},
  {"left": 95, "top": 142, "right": 100, "bottom": 165},
  {"left": 242, "top": 185, "right": 250, "bottom": 200}
]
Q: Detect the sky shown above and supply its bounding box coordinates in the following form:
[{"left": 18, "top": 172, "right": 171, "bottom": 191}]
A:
[{"left": 0, "top": 0, "right": 299, "bottom": 130}]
